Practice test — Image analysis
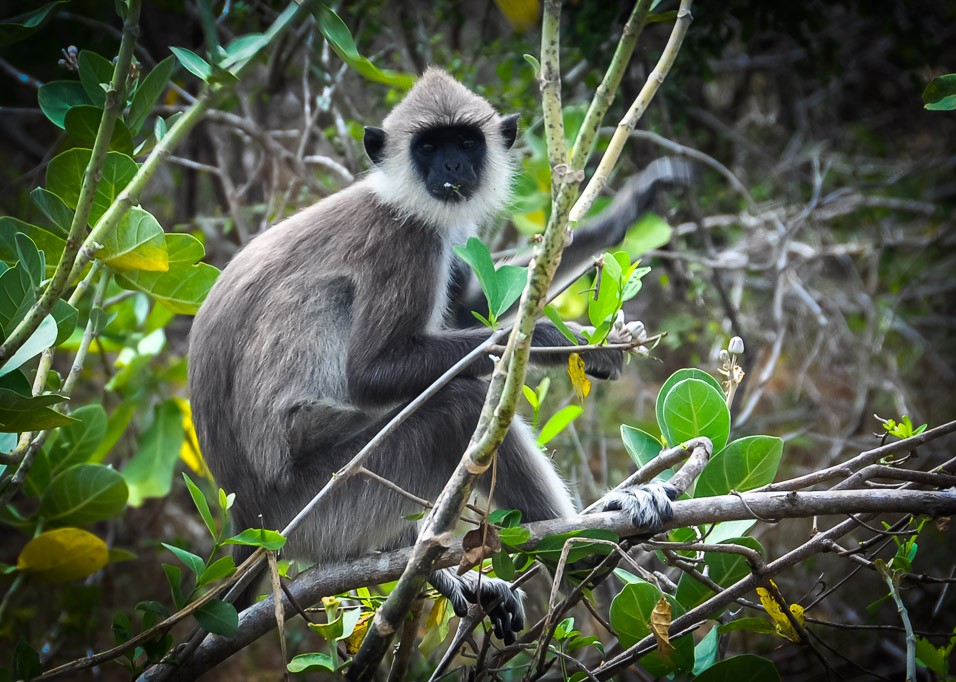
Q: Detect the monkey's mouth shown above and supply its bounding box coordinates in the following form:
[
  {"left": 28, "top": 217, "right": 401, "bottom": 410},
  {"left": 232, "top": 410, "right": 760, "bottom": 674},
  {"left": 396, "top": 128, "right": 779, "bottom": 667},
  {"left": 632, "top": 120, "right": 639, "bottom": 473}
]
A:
[{"left": 430, "top": 181, "right": 471, "bottom": 203}]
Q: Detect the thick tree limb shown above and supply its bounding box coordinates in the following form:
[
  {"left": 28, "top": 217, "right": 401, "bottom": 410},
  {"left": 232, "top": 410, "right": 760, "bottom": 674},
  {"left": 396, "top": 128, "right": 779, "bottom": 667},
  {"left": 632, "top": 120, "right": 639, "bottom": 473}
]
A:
[{"left": 161, "top": 488, "right": 956, "bottom": 680}]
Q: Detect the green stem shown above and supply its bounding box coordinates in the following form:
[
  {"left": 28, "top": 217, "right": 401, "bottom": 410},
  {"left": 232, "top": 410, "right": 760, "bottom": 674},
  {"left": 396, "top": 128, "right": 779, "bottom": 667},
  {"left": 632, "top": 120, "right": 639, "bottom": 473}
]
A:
[
  {"left": 566, "top": 0, "right": 653, "bottom": 172},
  {"left": 0, "top": 0, "right": 141, "bottom": 365},
  {"left": 569, "top": 0, "right": 693, "bottom": 224},
  {"left": 539, "top": 0, "right": 567, "bottom": 181}
]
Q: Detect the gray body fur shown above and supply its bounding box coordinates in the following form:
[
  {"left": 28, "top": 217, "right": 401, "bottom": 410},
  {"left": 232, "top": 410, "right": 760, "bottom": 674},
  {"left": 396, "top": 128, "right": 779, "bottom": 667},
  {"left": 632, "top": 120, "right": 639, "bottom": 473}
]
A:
[{"left": 188, "top": 70, "right": 684, "bottom": 635}]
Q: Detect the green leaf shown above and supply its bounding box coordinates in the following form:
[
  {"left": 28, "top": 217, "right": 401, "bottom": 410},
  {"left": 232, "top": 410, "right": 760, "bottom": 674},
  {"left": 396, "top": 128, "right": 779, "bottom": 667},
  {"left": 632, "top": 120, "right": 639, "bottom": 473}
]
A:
[
  {"left": 609, "top": 580, "right": 694, "bottom": 675},
  {"left": 588, "top": 260, "right": 622, "bottom": 328},
  {"left": 915, "top": 636, "right": 948, "bottom": 676},
  {"left": 0, "top": 2, "right": 68, "bottom": 46},
  {"left": 693, "top": 625, "right": 720, "bottom": 675},
  {"left": 170, "top": 46, "right": 212, "bottom": 83},
  {"left": 656, "top": 369, "right": 724, "bottom": 438},
  {"left": 717, "top": 617, "right": 778, "bottom": 636},
  {"left": 90, "top": 398, "right": 137, "bottom": 463},
  {"left": 37, "top": 81, "right": 91, "bottom": 128},
  {"left": 77, "top": 50, "right": 114, "bottom": 106},
  {"left": 122, "top": 400, "right": 185, "bottom": 506},
  {"left": 658, "top": 375, "right": 730, "bottom": 451},
  {"left": 220, "top": 34, "right": 270, "bottom": 71},
  {"left": 0, "top": 389, "right": 75, "bottom": 432},
  {"left": 622, "top": 265, "right": 651, "bottom": 301},
  {"left": 923, "top": 74, "right": 956, "bottom": 110},
  {"left": 0, "top": 315, "right": 56, "bottom": 378},
  {"left": 194, "top": 599, "right": 238, "bottom": 637},
  {"left": 0, "top": 217, "right": 66, "bottom": 274},
  {"left": 315, "top": 6, "right": 415, "bottom": 89},
  {"left": 622, "top": 213, "right": 673, "bottom": 257},
  {"left": 164, "top": 233, "right": 206, "bottom": 265},
  {"left": 30, "top": 188, "right": 73, "bottom": 236},
  {"left": 493, "top": 265, "right": 526, "bottom": 318},
  {"left": 531, "top": 528, "right": 618, "bottom": 564},
  {"left": 65, "top": 105, "right": 135, "bottom": 156},
  {"left": 196, "top": 555, "right": 236, "bottom": 588},
  {"left": 115, "top": 262, "right": 220, "bottom": 314},
  {"left": 620, "top": 425, "right": 663, "bottom": 468},
  {"left": 161, "top": 542, "right": 205, "bottom": 577},
  {"left": 690, "top": 655, "right": 780, "bottom": 682},
  {"left": 537, "top": 405, "right": 583, "bottom": 446},
  {"left": 51, "top": 298, "right": 77, "bottom": 346},
  {"left": 163, "top": 563, "right": 185, "bottom": 609},
  {"left": 498, "top": 526, "right": 532, "bottom": 547},
  {"left": 183, "top": 473, "right": 216, "bottom": 541},
  {"left": 46, "top": 148, "right": 139, "bottom": 226},
  {"left": 0, "top": 262, "right": 36, "bottom": 332},
  {"left": 128, "top": 55, "right": 175, "bottom": 134},
  {"left": 695, "top": 436, "right": 784, "bottom": 498},
  {"left": 49, "top": 405, "right": 106, "bottom": 476},
  {"left": 223, "top": 528, "right": 287, "bottom": 551},
  {"left": 288, "top": 653, "right": 336, "bottom": 673},
  {"left": 492, "top": 550, "right": 516, "bottom": 581},
  {"left": 15, "top": 232, "right": 43, "bottom": 287},
  {"left": 522, "top": 53, "right": 541, "bottom": 76},
  {"left": 14, "top": 638, "right": 41, "bottom": 680},
  {"left": 39, "top": 463, "right": 129, "bottom": 526},
  {"left": 544, "top": 304, "right": 578, "bottom": 344},
  {"left": 30, "top": 405, "right": 108, "bottom": 497},
  {"left": 101, "top": 206, "right": 169, "bottom": 272}
]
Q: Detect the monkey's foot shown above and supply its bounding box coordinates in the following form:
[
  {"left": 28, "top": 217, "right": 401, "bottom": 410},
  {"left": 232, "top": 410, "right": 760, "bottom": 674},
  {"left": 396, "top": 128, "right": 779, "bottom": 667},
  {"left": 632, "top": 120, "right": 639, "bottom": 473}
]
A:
[
  {"left": 600, "top": 482, "right": 678, "bottom": 535},
  {"left": 430, "top": 568, "right": 525, "bottom": 644}
]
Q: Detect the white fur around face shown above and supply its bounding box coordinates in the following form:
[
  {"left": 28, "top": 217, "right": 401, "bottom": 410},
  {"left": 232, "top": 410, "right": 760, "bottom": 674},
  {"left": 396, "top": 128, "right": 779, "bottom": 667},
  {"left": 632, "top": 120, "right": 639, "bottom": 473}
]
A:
[{"left": 367, "top": 130, "right": 515, "bottom": 240}]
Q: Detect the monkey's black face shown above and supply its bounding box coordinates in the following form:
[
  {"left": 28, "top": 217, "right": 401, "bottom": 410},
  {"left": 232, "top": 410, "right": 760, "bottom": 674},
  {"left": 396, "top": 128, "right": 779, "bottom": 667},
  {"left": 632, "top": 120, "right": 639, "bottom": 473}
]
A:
[{"left": 409, "top": 125, "right": 486, "bottom": 203}]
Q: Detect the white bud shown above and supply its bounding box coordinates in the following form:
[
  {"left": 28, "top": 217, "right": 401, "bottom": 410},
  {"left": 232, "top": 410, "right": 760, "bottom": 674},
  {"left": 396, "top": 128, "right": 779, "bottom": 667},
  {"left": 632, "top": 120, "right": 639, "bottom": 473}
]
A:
[{"left": 729, "top": 336, "right": 745, "bottom": 355}]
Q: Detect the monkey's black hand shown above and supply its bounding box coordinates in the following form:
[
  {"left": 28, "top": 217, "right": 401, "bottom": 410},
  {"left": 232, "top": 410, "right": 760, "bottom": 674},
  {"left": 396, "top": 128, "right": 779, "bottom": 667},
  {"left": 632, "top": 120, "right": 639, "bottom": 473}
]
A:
[
  {"left": 600, "top": 483, "right": 678, "bottom": 535},
  {"left": 579, "top": 345, "right": 624, "bottom": 380},
  {"left": 430, "top": 569, "right": 525, "bottom": 644}
]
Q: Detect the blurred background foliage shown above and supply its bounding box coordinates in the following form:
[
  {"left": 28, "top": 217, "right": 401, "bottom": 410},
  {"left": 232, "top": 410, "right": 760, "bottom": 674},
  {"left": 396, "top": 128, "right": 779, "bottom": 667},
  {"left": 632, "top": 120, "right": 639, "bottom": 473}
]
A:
[{"left": 1, "top": 0, "right": 954, "bottom": 678}]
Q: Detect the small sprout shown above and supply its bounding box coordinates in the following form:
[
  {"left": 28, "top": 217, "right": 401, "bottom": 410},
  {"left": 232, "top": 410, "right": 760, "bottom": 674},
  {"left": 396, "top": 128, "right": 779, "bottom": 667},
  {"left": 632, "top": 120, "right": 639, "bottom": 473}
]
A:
[
  {"left": 719, "top": 349, "right": 730, "bottom": 364},
  {"left": 58, "top": 45, "right": 79, "bottom": 71},
  {"left": 729, "top": 336, "right": 745, "bottom": 355}
]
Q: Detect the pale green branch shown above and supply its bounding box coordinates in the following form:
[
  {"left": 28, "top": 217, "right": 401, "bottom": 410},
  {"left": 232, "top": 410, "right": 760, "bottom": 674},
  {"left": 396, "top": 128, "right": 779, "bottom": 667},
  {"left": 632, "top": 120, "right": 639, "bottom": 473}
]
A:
[{"left": 570, "top": 0, "right": 694, "bottom": 224}]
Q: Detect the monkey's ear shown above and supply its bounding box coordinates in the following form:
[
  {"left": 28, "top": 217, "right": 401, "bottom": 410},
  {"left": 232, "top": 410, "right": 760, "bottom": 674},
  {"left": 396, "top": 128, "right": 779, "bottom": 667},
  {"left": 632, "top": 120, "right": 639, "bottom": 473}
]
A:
[
  {"left": 500, "top": 114, "right": 519, "bottom": 150},
  {"left": 364, "top": 126, "right": 386, "bottom": 165}
]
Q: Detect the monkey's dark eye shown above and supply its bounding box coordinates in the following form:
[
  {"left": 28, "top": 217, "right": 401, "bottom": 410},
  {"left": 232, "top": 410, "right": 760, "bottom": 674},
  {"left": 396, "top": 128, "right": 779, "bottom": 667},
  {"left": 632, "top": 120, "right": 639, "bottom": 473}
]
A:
[
  {"left": 461, "top": 138, "right": 477, "bottom": 150},
  {"left": 420, "top": 142, "right": 436, "bottom": 154}
]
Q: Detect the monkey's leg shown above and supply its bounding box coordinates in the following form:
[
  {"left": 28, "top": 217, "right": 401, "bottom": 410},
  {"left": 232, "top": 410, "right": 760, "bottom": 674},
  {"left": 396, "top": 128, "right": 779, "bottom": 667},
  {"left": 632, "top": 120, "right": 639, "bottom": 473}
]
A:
[{"left": 286, "top": 378, "right": 528, "bottom": 642}]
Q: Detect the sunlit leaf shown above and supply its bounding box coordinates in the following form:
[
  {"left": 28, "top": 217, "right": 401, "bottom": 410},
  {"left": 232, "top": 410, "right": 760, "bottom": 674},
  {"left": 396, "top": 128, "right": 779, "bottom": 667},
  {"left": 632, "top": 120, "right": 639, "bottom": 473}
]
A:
[
  {"left": 568, "top": 352, "right": 590, "bottom": 400},
  {"left": 17, "top": 527, "right": 108, "bottom": 582},
  {"left": 46, "top": 148, "right": 139, "bottom": 225},
  {"left": 100, "top": 206, "right": 169, "bottom": 272}
]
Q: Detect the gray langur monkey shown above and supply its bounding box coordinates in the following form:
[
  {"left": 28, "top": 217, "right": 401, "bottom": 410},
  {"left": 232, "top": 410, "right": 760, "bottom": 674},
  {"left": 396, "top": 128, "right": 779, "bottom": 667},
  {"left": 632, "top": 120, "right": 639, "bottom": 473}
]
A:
[{"left": 188, "top": 68, "right": 687, "bottom": 644}]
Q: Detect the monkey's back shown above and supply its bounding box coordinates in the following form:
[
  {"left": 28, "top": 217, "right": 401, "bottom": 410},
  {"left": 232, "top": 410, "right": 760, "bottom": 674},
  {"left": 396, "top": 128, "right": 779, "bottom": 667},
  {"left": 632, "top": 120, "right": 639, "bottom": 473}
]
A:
[{"left": 188, "top": 182, "right": 390, "bottom": 506}]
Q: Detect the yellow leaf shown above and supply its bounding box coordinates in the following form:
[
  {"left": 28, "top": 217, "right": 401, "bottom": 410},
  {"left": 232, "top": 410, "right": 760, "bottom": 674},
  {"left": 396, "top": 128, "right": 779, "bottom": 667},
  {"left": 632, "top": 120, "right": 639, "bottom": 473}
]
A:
[
  {"left": 175, "top": 398, "right": 210, "bottom": 479},
  {"left": 568, "top": 352, "right": 591, "bottom": 400},
  {"left": 650, "top": 596, "right": 676, "bottom": 657},
  {"left": 493, "top": 0, "right": 541, "bottom": 31},
  {"left": 344, "top": 612, "right": 373, "bottom": 655},
  {"left": 756, "top": 582, "right": 802, "bottom": 642},
  {"left": 18, "top": 528, "right": 109, "bottom": 583}
]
